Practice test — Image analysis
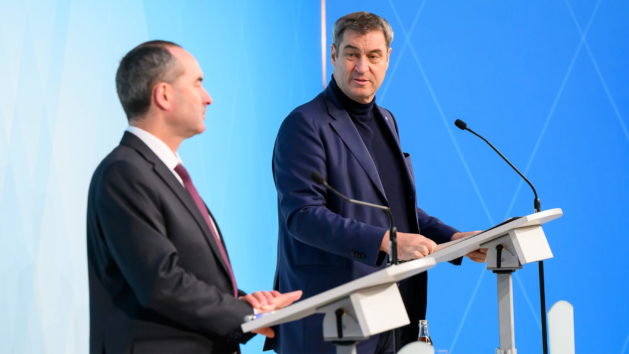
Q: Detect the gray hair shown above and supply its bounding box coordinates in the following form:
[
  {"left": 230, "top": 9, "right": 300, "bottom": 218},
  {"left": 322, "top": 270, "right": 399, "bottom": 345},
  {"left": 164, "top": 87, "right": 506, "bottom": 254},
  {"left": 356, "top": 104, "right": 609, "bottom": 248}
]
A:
[
  {"left": 115, "top": 40, "right": 182, "bottom": 121},
  {"left": 332, "top": 12, "right": 394, "bottom": 49}
]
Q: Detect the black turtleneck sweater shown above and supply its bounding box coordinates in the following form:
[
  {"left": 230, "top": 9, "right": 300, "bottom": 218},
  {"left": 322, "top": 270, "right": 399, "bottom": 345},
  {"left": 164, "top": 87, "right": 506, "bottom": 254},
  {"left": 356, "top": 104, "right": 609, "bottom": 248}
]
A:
[{"left": 330, "top": 78, "right": 417, "bottom": 234}]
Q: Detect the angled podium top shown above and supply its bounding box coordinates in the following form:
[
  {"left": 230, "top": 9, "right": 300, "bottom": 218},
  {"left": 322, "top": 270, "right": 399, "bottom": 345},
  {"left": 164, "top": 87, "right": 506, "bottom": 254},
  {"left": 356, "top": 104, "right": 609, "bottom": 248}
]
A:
[
  {"left": 242, "top": 256, "right": 436, "bottom": 333},
  {"left": 430, "top": 208, "right": 563, "bottom": 263},
  {"left": 242, "top": 208, "right": 562, "bottom": 334}
]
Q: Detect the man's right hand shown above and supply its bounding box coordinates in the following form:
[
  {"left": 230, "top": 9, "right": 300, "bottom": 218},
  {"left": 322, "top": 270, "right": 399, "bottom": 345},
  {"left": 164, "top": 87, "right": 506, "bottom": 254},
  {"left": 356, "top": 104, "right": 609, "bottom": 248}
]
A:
[
  {"left": 240, "top": 290, "right": 302, "bottom": 313},
  {"left": 380, "top": 231, "right": 437, "bottom": 261},
  {"left": 240, "top": 290, "right": 303, "bottom": 338}
]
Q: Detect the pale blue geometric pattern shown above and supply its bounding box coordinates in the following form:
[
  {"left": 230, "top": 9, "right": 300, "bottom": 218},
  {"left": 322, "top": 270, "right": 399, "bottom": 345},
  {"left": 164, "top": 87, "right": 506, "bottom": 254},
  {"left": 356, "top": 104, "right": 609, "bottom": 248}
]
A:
[{"left": 1, "top": 1, "right": 628, "bottom": 354}]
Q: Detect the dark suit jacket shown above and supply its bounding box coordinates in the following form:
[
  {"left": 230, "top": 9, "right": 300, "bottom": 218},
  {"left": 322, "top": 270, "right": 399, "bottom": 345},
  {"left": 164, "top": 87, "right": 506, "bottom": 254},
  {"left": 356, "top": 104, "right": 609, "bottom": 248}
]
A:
[
  {"left": 87, "top": 132, "right": 254, "bottom": 353},
  {"left": 268, "top": 84, "right": 458, "bottom": 353}
]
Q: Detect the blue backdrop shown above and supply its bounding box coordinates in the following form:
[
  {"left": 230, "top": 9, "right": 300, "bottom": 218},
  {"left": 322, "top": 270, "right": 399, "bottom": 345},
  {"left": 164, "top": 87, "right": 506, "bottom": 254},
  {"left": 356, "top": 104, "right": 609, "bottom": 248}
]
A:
[{"left": 0, "top": 1, "right": 627, "bottom": 353}]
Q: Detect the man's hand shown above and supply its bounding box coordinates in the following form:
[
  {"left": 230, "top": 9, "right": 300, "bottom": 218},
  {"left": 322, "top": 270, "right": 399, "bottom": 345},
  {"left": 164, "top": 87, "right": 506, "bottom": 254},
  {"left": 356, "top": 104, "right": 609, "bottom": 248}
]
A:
[
  {"left": 451, "top": 231, "right": 487, "bottom": 262},
  {"left": 240, "top": 290, "right": 303, "bottom": 338},
  {"left": 380, "top": 231, "right": 437, "bottom": 261}
]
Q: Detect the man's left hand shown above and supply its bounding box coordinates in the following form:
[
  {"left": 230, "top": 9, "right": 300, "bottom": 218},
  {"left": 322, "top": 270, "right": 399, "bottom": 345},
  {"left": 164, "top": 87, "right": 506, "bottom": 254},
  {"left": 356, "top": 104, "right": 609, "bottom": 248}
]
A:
[{"left": 451, "top": 231, "right": 487, "bottom": 262}]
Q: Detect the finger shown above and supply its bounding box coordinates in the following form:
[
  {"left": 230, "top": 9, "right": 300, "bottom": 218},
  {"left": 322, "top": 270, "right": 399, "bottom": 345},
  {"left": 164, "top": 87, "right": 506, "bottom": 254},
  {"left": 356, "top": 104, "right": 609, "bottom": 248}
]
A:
[
  {"left": 466, "top": 251, "right": 485, "bottom": 263},
  {"left": 286, "top": 290, "right": 303, "bottom": 301},
  {"left": 252, "top": 292, "right": 270, "bottom": 307},
  {"left": 427, "top": 241, "right": 437, "bottom": 254},
  {"left": 270, "top": 290, "right": 281, "bottom": 297},
  {"left": 253, "top": 327, "right": 275, "bottom": 338},
  {"left": 274, "top": 290, "right": 303, "bottom": 308},
  {"left": 475, "top": 249, "right": 488, "bottom": 257},
  {"left": 242, "top": 294, "right": 261, "bottom": 308},
  {"left": 419, "top": 237, "right": 437, "bottom": 253},
  {"left": 473, "top": 255, "right": 485, "bottom": 263},
  {"left": 261, "top": 291, "right": 275, "bottom": 304}
]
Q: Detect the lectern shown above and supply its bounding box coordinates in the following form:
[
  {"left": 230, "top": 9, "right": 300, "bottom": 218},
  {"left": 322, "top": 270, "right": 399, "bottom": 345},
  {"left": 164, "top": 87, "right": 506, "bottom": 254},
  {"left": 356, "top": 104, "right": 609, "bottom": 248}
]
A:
[
  {"left": 242, "top": 209, "right": 562, "bottom": 354},
  {"left": 242, "top": 257, "right": 436, "bottom": 354},
  {"left": 432, "top": 208, "right": 562, "bottom": 354}
]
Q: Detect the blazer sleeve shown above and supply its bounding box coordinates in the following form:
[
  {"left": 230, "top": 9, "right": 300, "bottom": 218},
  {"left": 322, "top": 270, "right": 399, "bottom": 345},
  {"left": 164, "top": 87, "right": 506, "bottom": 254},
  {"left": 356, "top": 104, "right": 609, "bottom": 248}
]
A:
[
  {"left": 273, "top": 109, "right": 387, "bottom": 266},
  {"left": 416, "top": 207, "right": 458, "bottom": 244},
  {"left": 92, "top": 159, "right": 254, "bottom": 343}
]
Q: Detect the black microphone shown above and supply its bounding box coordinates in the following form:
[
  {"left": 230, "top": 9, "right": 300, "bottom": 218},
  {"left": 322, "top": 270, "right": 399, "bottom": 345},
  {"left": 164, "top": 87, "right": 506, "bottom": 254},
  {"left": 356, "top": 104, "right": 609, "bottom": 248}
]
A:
[
  {"left": 454, "top": 118, "right": 548, "bottom": 354},
  {"left": 454, "top": 119, "right": 467, "bottom": 130},
  {"left": 310, "top": 172, "right": 399, "bottom": 265},
  {"left": 454, "top": 119, "right": 540, "bottom": 212}
]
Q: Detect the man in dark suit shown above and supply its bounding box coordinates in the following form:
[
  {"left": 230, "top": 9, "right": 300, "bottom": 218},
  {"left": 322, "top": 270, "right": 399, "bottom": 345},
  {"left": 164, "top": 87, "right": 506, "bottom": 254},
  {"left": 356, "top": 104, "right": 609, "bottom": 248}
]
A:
[
  {"left": 87, "top": 40, "right": 301, "bottom": 354},
  {"left": 268, "top": 12, "right": 486, "bottom": 353}
]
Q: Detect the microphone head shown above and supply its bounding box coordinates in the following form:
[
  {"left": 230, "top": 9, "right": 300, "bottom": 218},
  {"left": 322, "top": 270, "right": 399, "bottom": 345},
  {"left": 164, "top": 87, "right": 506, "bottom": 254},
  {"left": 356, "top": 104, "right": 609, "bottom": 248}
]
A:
[
  {"left": 454, "top": 119, "right": 467, "bottom": 130},
  {"left": 311, "top": 171, "right": 325, "bottom": 185}
]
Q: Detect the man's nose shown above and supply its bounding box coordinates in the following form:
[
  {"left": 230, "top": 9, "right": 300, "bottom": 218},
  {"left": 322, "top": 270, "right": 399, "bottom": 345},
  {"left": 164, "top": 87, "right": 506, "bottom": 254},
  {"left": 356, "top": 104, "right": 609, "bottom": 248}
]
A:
[
  {"left": 203, "top": 89, "right": 212, "bottom": 105},
  {"left": 354, "top": 56, "right": 369, "bottom": 74}
]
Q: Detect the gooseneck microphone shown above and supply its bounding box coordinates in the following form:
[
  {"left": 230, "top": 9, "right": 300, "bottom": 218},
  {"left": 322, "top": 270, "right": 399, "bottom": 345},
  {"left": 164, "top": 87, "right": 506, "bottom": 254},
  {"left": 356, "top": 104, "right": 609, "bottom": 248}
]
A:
[
  {"left": 454, "top": 118, "right": 548, "bottom": 354},
  {"left": 310, "top": 172, "right": 399, "bottom": 265},
  {"left": 454, "top": 119, "right": 541, "bottom": 212}
]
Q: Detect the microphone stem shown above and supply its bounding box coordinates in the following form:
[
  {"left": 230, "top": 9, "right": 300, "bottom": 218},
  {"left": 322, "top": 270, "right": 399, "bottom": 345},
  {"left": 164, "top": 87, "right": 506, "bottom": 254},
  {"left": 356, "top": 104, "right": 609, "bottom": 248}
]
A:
[
  {"left": 322, "top": 181, "right": 398, "bottom": 264},
  {"left": 384, "top": 209, "right": 398, "bottom": 265},
  {"left": 466, "top": 128, "right": 541, "bottom": 212},
  {"left": 457, "top": 122, "right": 547, "bottom": 354}
]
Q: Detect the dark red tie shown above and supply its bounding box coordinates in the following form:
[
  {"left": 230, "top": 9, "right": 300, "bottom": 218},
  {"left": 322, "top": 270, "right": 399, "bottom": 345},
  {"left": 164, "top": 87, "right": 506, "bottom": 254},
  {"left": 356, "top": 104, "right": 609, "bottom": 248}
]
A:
[{"left": 174, "top": 164, "right": 238, "bottom": 297}]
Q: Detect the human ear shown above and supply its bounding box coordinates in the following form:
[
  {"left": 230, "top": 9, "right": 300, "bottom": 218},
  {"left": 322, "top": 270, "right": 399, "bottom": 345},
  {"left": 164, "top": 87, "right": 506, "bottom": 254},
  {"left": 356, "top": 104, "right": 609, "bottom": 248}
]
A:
[
  {"left": 153, "top": 82, "right": 171, "bottom": 111},
  {"left": 330, "top": 44, "right": 338, "bottom": 64}
]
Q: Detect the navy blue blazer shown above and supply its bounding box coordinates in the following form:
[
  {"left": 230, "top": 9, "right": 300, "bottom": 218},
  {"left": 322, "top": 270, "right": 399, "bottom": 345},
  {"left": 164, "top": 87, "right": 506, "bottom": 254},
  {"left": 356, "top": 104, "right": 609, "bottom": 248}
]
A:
[{"left": 268, "top": 84, "right": 458, "bottom": 353}]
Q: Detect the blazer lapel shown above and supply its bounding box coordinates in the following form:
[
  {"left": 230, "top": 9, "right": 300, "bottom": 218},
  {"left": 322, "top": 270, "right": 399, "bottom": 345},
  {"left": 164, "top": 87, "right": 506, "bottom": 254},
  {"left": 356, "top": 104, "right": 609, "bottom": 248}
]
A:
[
  {"left": 323, "top": 89, "right": 388, "bottom": 201},
  {"left": 120, "top": 132, "right": 234, "bottom": 280}
]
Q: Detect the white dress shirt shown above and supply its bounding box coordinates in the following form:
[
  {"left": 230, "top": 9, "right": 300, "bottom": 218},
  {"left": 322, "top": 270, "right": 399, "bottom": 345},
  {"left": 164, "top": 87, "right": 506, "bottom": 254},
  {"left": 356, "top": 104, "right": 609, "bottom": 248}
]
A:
[{"left": 126, "top": 126, "right": 184, "bottom": 186}]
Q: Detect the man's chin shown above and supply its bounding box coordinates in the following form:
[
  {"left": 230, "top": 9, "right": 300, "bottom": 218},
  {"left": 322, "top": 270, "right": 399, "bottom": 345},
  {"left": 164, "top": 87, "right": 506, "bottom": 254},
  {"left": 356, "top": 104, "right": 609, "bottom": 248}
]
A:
[
  {"left": 190, "top": 124, "right": 206, "bottom": 137},
  {"left": 346, "top": 86, "right": 373, "bottom": 100},
  {"left": 350, "top": 92, "right": 374, "bottom": 104}
]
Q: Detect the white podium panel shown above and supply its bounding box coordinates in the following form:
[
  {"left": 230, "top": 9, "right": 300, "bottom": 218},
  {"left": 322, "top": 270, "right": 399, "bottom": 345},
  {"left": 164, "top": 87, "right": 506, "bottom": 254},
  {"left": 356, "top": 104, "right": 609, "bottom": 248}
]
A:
[
  {"left": 242, "top": 257, "right": 436, "bottom": 333},
  {"left": 320, "top": 282, "right": 408, "bottom": 340},
  {"left": 431, "top": 208, "right": 562, "bottom": 264}
]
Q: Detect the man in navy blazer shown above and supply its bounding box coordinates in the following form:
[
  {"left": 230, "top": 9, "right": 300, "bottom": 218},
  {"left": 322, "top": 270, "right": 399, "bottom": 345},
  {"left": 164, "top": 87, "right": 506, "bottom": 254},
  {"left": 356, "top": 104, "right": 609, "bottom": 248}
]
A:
[
  {"left": 268, "top": 12, "right": 486, "bottom": 353},
  {"left": 87, "top": 40, "right": 301, "bottom": 353}
]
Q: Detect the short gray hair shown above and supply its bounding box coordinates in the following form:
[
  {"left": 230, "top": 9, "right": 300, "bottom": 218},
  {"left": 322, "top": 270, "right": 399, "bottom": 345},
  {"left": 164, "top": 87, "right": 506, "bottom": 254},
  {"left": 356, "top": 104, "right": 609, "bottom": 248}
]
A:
[
  {"left": 115, "top": 40, "right": 182, "bottom": 121},
  {"left": 332, "top": 12, "right": 394, "bottom": 49}
]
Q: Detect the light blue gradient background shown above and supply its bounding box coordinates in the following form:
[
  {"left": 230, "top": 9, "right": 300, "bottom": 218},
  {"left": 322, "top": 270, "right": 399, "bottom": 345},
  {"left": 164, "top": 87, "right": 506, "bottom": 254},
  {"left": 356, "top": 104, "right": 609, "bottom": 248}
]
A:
[{"left": 0, "top": 1, "right": 627, "bottom": 353}]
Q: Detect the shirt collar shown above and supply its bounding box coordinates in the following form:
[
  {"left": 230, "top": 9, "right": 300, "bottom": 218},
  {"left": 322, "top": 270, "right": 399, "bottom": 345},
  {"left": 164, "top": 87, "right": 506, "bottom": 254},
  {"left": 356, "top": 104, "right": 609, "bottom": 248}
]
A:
[{"left": 126, "top": 125, "right": 184, "bottom": 185}]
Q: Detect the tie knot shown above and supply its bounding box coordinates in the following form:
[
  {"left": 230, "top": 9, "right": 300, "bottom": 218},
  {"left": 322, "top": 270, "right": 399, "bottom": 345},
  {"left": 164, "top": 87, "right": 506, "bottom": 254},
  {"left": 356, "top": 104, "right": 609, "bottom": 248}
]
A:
[{"left": 174, "top": 164, "right": 191, "bottom": 183}]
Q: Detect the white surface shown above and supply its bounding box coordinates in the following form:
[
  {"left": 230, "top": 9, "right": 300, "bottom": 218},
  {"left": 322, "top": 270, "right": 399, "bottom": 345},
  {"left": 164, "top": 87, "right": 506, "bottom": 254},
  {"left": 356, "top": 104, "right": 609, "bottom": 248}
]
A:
[
  {"left": 549, "top": 300, "right": 575, "bottom": 354},
  {"left": 497, "top": 273, "right": 516, "bottom": 351},
  {"left": 431, "top": 208, "right": 562, "bottom": 264},
  {"left": 319, "top": 282, "right": 409, "bottom": 340},
  {"left": 398, "top": 341, "right": 435, "bottom": 354},
  {"left": 242, "top": 257, "right": 436, "bottom": 332},
  {"left": 510, "top": 226, "right": 553, "bottom": 264},
  {"left": 242, "top": 209, "right": 563, "bottom": 341},
  {"left": 350, "top": 282, "right": 408, "bottom": 336}
]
